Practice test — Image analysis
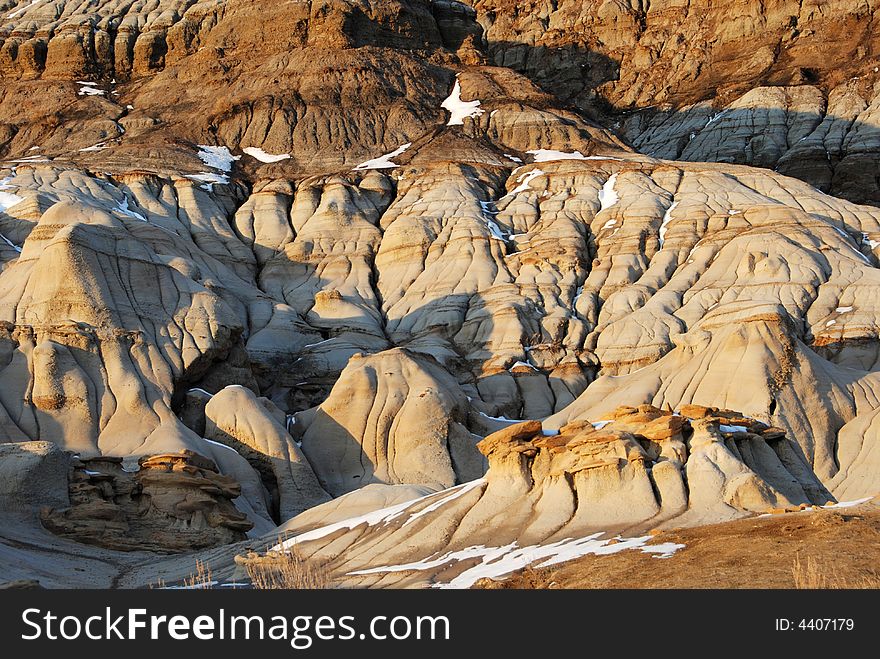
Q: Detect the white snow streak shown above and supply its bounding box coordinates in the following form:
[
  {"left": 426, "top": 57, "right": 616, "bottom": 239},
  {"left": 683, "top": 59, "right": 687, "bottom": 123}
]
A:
[
  {"left": 243, "top": 147, "right": 290, "bottom": 163},
  {"left": 348, "top": 534, "right": 685, "bottom": 588},
  {"left": 6, "top": 0, "right": 45, "bottom": 19},
  {"left": 354, "top": 143, "right": 411, "bottom": 170},
  {"left": 658, "top": 201, "right": 678, "bottom": 248},
  {"left": 402, "top": 479, "right": 485, "bottom": 527}
]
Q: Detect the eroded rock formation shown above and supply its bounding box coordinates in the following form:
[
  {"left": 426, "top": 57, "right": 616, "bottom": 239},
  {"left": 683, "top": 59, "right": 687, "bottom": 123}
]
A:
[
  {"left": 0, "top": 0, "right": 878, "bottom": 585},
  {"left": 41, "top": 450, "right": 253, "bottom": 552}
]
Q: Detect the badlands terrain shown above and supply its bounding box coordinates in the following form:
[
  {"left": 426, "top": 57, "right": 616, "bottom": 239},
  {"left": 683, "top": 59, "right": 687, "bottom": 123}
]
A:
[{"left": 0, "top": 0, "right": 879, "bottom": 588}]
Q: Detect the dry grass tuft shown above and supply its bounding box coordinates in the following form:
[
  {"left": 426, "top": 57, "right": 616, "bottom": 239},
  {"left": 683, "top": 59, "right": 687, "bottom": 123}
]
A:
[
  {"left": 792, "top": 554, "right": 880, "bottom": 589},
  {"left": 239, "top": 540, "right": 332, "bottom": 589},
  {"left": 183, "top": 558, "right": 215, "bottom": 589}
]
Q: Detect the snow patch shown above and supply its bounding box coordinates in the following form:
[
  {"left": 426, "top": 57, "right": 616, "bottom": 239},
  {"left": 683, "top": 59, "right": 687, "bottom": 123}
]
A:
[
  {"left": 441, "top": 79, "right": 484, "bottom": 126},
  {"left": 273, "top": 486, "right": 472, "bottom": 549},
  {"left": 242, "top": 147, "right": 291, "bottom": 163},
  {"left": 823, "top": 496, "right": 874, "bottom": 509},
  {"left": 79, "top": 142, "right": 109, "bottom": 152},
  {"left": 836, "top": 306, "right": 853, "bottom": 313},
  {"left": 719, "top": 424, "right": 748, "bottom": 433},
  {"left": 508, "top": 360, "right": 537, "bottom": 371},
  {"left": 197, "top": 145, "right": 239, "bottom": 172},
  {"left": 354, "top": 143, "right": 411, "bottom": 170},
  {"left": 187, "top": 173, "right": 229, "bottom": 189},
  {"left": 78, "top": 85, "right": 105, "bottom": 97},
  {"left": 527, "top": 149, "right": 587, "bottom": 162},
  {"left": 0, "top": 190, "right": 24, "bottom": 212},
  {"left": 598, "top": 173, "right": 619, "bottom": 212}
]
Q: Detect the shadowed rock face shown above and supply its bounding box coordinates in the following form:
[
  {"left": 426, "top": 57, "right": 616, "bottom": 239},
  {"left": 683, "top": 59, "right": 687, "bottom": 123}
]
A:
[{"left": 0, "top": 0, "right": 879, "bottom": 582}]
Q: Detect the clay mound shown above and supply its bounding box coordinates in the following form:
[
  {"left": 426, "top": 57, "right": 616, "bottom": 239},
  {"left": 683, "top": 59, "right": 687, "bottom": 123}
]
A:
[
  {"left": 293, "top": 348, "right": 486, "bottom": 496},
  {"left": 204, "top": 384, "right": 331, "bottom": 522},
  {"left": 270, "top": 405, "right": 821, "bottom": 587}
]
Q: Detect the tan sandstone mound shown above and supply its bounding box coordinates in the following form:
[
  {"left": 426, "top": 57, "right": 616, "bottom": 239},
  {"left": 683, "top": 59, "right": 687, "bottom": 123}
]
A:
[
  {"left": 204, "top": 384, "right": 331, "bottom": 522},
  {"left": 293, "top": 348, "right": 487, "bottom": 496}
]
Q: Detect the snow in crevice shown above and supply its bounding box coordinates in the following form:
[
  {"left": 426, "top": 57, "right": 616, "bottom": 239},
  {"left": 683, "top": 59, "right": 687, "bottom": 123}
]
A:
[
  {"left": 506, "top": 168, "right": 545, "bottom": 196},
  {"left": 441, "top": 78, "right": 484, "bottom": 126},
  {"left": 479, "top": 200, "right": 506, "bottom": 240},
  {"left": 719, "top": 424, "right": 748, "bottom": 433},
  {"left": 0, "top": 232, "right": 21, "bottom": 253},
  {"left": 188, "top": 387, "right": 214, "bottom": 398},
  {"left": 79, "top": 142, "right": 109, "bottom": 152},
  {"left": 478, "top": 411, "right": 526, "bottom": 423},
  {"left": 117, "top": 196, "right": 147, "bottom": 222},
  {"left": 705, "top": 110, "right": 727, "bottom": 127},
  {"left": 830, "top": 225, "right": 871, "bottom": 264},
  {"left": 658, "top": 201, "right": 678, "bottom": 248},
  {"left": 0, "top": 179, "right": 24, "bottom": 252},
  {"left": 598, "top": 173, "right": 619, "bottom": 212},
  {"left": 862, "top": 232, "right": 879, "bottom": 249},
  {"left": 243, "top": 147, "right": 291, "bottom": 163},
  {"left": 303, "top": 337, "right": 337, "bottom": 349},
  {"left": 353, "top": 143, "right": 411, "bottom": 170}
]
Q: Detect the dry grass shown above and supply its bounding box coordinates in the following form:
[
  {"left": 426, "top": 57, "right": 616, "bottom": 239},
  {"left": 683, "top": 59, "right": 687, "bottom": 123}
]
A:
[
  {"left": 149, "top": 558, "right": 216, "bottom": 589},
  {"left": 792, "top": 554, "right": 880, "bottom": 589},
  {"left": 240, "top": 540, "right": 332, "bottom": 589},
  {"left": 183, "top": 558, "right": 215, "bottom": 589}
]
